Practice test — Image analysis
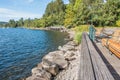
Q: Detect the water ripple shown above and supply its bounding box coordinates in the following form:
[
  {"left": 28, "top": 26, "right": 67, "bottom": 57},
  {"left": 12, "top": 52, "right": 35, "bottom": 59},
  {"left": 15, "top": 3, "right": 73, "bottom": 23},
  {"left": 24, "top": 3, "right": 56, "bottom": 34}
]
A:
[{"left": 0, "top": 28, "right": 67, "bottom": 80}]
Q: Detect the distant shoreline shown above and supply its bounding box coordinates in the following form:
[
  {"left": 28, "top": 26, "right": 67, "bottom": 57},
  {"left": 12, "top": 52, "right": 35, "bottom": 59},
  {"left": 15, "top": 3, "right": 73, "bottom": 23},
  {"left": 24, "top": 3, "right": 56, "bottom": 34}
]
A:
[{"left": 24, "top": 26, "right": 68, "bottom": 32}]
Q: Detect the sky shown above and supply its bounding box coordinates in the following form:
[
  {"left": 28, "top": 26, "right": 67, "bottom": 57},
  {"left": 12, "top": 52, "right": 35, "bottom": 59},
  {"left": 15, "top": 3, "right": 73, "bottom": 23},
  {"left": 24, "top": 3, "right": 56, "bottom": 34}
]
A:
[{"left": 0, "top": 0, "right": 69, "bottom": 22}]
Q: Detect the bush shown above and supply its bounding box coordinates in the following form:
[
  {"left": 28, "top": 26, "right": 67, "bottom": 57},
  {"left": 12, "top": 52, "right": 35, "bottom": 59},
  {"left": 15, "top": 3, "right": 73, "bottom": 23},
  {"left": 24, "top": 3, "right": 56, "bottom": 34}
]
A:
[
  {"left": 116, "top": 20, "right": 120, "bottom": 27},
  {"left": 73, "top": 25, "right": 89, "bottom": 32},
  {"left": 73, "top": 25, "right": 89, "bottom": 44},
  {"left": 74, "top": 32, "right": 82, "bottom": 44}
]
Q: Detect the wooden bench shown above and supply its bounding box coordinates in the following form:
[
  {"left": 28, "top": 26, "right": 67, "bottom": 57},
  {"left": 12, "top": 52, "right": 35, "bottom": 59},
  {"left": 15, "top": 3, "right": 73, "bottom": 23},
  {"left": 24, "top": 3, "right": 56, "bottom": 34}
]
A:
[{"left": 79, "top": 32, "right": 115, "bottom": 80}]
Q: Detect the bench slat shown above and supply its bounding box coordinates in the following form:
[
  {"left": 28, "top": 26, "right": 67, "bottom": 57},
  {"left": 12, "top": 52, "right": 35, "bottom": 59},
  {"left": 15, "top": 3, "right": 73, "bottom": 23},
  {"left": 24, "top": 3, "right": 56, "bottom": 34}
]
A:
[
  {"left": 79, "top": 32, "right": 115, "bottom": 80},
  {"left": 85, "top": 32, "right": 115, "bottom": 80},
  {"left": 79, "top": 33, "right": 95, "bottom": 80}
]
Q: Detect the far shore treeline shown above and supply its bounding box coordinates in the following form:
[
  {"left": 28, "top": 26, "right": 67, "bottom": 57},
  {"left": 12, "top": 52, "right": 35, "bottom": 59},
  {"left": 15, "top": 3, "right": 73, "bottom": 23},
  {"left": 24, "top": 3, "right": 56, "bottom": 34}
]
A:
[{"left": 0, "top": 0, "right": 120, "bottom": 28}]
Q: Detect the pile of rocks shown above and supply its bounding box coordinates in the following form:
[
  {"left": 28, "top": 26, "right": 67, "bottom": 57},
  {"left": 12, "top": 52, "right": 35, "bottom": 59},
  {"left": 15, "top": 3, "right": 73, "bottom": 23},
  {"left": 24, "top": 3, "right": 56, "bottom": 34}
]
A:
[{"left": 26, "top": 41, "right": 79, "bottom": 80}]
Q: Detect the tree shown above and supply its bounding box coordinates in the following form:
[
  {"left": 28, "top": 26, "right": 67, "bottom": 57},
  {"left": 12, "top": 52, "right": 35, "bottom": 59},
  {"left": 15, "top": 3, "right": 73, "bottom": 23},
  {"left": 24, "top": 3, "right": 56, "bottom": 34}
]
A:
[
  {"left": 4, "top": 0, "right": 120, "bottom": 28},
  {"left": 24, "top": 18, "right": 31, "bottom": 27},
  {"left": 43, "top": 0, "right": 65, "bottom": 26},
  {"left": 64, "top": 4, "right": 75, "bottom": 28},
  {"left": 116, "top": 20, "right": 120, "bottom": 27},
  {"left": 101, "top": 0, "right": 120, "bottom": 26},
  {"left": 8, "top": 19, "right": 17, "bottom": 27},
  {"left": 17, "top": 18, "right": 24, "bottom": 27},
  {"left": 69, "top": 0, "right": 76, "bottom": 4}
]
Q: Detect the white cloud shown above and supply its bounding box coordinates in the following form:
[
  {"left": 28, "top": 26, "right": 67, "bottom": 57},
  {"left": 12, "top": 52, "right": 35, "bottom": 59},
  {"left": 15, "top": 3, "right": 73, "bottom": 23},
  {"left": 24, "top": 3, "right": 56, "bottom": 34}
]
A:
[{"left": 0, "top": 8, "right": 42, "bottom": 21}]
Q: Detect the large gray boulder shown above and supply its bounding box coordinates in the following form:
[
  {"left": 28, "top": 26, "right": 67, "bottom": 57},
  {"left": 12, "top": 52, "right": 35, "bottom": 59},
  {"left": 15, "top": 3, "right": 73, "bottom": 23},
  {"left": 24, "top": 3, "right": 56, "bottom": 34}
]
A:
[
  {"left": 66, "top": 41, "right": 77, "bottom": 46},
  {"left": 63, "top": 45, "right": 75, "bottom": 51},
  {"left": 26, "top": 67, "right": 51, "bottom": 80},
  {"left": 42, "top": 59, "right": 59, "bottom": 76},
  {"left": 58, "top": 45, "right": 75, "bottom": 52},
  {"left": 42, "top": 51, "right": 68, "bottom": 69},
  {"left": 37, "top": 63, "right": 43, "bottom": 69},
  {"left": 31, "top": 63, "right": 43, "bottom": 75},
  {"left": 64, "top": 51, "right": 76, "bottom": 61}
]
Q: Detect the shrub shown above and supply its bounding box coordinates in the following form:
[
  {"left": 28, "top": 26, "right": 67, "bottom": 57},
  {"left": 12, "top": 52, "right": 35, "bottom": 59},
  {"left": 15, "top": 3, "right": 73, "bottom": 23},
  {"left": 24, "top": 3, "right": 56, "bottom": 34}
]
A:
[
  {"left": 116, "top": 20, "right": 120, "bottom": 27},
  {"left": 74, "top": 32, "right": 82, "bottom": 44},
  {"left": 73, "top": 25, "right": 89, "bottom": 44},
  {"left": 73, "top": 25, "right": 89, "bottom": 32}
]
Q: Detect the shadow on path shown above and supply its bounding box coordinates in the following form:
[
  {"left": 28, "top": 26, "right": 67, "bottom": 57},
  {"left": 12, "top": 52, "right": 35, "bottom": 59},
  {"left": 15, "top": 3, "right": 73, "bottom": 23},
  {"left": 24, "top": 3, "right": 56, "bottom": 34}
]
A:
[{"left": 92, "top": 41, "right": 120, "bottom": 80}]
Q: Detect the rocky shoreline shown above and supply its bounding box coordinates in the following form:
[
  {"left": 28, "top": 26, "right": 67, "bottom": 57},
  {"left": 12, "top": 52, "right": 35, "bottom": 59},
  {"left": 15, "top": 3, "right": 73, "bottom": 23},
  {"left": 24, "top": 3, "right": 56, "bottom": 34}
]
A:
[
  {"left": 25, "top": 26, "right": 68, "bottom": 32},
  {"left": 25, "top": 30, "right": 80, "bottom": 80}
]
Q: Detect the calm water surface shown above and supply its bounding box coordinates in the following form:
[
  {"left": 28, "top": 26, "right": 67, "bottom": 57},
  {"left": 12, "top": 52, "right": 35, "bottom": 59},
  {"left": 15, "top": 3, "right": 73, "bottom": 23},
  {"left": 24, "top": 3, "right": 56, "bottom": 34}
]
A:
[{"left": 0, "top": 28, "right": 67, "bottom": 80}]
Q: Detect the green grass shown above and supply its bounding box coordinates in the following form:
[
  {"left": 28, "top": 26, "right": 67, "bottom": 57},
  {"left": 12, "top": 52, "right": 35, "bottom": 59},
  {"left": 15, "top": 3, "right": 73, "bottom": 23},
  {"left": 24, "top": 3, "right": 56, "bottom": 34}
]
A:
[
  {"left": 72, "top": 25, "right": 89, "bottom": 44},
  {"left": 74, "top": 32, "right": 82, "bottom": 44}
]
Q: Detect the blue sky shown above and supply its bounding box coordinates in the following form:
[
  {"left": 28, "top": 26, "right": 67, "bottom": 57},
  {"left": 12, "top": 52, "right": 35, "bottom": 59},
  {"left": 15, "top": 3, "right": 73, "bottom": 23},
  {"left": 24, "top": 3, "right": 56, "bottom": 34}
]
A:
[{"left": 0, "top": 0, "right": 69, "bottom": 22}]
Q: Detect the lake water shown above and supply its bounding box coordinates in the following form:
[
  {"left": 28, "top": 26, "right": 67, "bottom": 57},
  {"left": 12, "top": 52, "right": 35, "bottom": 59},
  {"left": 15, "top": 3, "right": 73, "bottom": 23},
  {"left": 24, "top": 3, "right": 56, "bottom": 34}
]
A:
[{"left": 0, "top": 28, "right": 67, "bottom": 80}]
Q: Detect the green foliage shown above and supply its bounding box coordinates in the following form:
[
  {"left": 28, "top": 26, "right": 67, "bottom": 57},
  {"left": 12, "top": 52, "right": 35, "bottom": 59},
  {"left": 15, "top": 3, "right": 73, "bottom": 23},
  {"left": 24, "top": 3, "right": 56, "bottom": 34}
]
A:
[
  {"left": 9, "top": 19, "right": 17, "bottom": 27},
  {"left": 69, "top": 0, "right": 76, "bottom": 4},
  {"left": 64, "top": 4, "right": 75, "bottom": 28},
  {"left": 116, "top": 20, "right": 120, "bottom": 27},
  {"left": 4, "top": 0, "right": 65, "bottom": 28},
  {"left": 3, "top": 0, "right": 120, "bottom": 28},
  {"left": 74, "top": 32, "right": 82, "bottom": 44},
  {"left": 64, "top": 0, "right": 120, "bottom": 27},
  {"left": 73, "top": 25, "right": 89, "bottom": 44},
  {"left": 74, "top": 0, "right": 82, "bottom": 11},
  {"left": 100, "top": 0, "right": 120, "bottom": 26},
  {"left": 73, "top": 25, "right": 89, "bottom": 32},
  {"left": 0, "top": 22, "right": 8, "bottom": 27},
  {"left": 17, "top": 18, "right": 24, "bottom": 27},
  {"left": 23, "top": 18, "right": 31, "bottom": 27},
  {"left": 43, "top": 0, "right": 65, "bottom": 26}
]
